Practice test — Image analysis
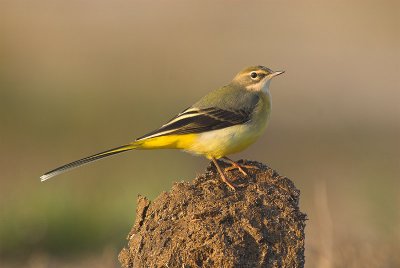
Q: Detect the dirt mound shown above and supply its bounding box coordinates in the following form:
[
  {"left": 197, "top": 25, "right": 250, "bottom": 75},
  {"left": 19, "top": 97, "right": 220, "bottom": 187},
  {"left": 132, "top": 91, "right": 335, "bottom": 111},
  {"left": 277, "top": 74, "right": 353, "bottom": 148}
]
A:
[{"left": 119, "top": 160, "right": 306, "bottom": 268}]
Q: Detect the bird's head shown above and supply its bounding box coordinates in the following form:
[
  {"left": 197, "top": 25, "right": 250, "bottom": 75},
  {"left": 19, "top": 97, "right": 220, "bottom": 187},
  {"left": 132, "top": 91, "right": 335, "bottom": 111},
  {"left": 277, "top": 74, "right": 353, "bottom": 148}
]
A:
[{"left": 233, "top": 66, "right": 284, "bottom": 93}]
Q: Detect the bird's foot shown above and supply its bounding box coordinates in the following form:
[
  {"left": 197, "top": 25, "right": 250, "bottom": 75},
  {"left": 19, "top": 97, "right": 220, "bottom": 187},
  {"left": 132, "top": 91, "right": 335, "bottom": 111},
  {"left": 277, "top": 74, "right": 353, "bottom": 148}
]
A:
[
  {"left": 222, "top": 157, "right": 259, "bottom": 177},
  {"left": 211, "top": 158, "right": 237, "bottom": 191},
  {"left": 220, "top": 173, "right": 237, "bottom": 191}
]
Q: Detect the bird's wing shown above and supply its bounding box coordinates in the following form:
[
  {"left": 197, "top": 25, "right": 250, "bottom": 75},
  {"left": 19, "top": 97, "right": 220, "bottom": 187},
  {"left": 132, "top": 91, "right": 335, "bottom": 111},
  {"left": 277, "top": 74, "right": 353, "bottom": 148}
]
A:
[{"left": 135, "top": 106, "right": 253, "bottom": 140}]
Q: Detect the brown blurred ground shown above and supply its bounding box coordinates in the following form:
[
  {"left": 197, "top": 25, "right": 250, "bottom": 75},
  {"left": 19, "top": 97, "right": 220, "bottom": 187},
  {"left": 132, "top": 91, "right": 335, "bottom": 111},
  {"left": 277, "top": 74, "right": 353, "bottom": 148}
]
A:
[{"left": 0, "top": 1, "right": 399, "bottom": 267}]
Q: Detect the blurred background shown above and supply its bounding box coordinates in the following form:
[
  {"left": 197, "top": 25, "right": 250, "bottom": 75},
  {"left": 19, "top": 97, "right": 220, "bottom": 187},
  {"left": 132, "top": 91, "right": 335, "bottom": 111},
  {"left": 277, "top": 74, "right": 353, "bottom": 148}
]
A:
[{"left": 0, "top": 0, "right": 399, "bottom": 267}]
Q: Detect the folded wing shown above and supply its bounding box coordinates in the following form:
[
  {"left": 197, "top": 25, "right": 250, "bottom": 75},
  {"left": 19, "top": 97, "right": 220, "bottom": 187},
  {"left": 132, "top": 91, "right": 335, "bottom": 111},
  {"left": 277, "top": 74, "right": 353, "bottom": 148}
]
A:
[{"left": 136, "top": 107, "right": 253, "bottom": 141}]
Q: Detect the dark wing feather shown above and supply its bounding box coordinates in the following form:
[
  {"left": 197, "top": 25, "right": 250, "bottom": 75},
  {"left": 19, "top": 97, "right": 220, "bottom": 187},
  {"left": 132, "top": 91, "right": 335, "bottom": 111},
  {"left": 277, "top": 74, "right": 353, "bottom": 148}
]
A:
[{"left": 136, "top": 107, "right": 252, "bottom": 140}]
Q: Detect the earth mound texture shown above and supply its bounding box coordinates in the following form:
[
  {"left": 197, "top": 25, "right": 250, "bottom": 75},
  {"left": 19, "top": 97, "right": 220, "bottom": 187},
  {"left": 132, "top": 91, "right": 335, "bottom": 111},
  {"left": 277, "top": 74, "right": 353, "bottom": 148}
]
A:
[{"left": 119, "top": 160, "right": 306, "bottom": 268}]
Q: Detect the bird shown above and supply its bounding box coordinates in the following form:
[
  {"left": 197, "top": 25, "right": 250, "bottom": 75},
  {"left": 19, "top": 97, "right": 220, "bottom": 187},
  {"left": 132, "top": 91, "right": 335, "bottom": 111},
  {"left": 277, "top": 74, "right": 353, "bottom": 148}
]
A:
[{"left": 40, "top": 66, "right": 284, "bottom": 190}]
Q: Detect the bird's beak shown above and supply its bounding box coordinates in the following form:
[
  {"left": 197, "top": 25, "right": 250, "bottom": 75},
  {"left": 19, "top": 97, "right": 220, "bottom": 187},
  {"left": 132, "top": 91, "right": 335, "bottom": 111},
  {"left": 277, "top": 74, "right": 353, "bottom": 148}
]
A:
[{"left": 270, "top": 70, "right": 285, "bottom": 78}]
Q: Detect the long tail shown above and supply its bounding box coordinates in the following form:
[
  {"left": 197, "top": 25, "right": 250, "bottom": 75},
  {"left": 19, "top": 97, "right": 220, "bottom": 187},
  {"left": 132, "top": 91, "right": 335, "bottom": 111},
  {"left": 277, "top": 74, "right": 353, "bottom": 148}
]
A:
[{"left": 40, "top": 142, "right": 140, "bottom": 182}]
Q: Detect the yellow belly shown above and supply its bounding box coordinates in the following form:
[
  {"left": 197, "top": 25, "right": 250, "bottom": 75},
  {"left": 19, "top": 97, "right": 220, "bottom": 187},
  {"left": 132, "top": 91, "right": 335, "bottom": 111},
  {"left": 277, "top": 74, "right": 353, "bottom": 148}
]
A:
[
  {"left": 136, "top": 118, "right": 268, "bottom": 159},
  {"left": 186, "top": 120, "right": 268, "bottom": 159}
]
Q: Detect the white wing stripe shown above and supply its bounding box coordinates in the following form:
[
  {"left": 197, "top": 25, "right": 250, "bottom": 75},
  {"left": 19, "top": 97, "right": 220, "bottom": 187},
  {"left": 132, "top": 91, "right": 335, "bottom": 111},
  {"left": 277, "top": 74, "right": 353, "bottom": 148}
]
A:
[{"left": 161, "top": 112, "right": 200, "bottom": 127}]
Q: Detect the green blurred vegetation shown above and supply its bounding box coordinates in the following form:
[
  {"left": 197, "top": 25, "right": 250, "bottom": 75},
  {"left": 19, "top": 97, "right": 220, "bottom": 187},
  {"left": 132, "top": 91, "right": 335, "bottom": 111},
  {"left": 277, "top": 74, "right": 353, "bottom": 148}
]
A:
[{"left": 0, "top": 1, "right": 399, "bottom": 267}]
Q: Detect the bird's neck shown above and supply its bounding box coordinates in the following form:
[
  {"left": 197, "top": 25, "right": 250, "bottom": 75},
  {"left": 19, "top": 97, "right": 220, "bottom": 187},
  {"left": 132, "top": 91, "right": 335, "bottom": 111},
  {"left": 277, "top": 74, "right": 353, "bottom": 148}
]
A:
[{"left": 261, "top": 80, "right": 271, "bottom": 94}]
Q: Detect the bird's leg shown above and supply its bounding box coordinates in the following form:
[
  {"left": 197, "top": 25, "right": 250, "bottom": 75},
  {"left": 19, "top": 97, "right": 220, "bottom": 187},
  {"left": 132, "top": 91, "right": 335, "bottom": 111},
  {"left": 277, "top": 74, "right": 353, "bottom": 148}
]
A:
[
  {"left": 211, "top": 158, "right": 236, "bottom": 191},
  {"left": 223, "top": 157, "right": 259, "bottom": 176}
]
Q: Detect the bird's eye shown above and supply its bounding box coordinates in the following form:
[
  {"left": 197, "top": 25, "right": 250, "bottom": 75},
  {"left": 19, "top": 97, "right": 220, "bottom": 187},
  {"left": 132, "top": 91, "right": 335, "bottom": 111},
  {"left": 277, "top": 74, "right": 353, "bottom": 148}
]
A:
[{"left": 250, "top": 72, "right": 258, "bottom": 79}]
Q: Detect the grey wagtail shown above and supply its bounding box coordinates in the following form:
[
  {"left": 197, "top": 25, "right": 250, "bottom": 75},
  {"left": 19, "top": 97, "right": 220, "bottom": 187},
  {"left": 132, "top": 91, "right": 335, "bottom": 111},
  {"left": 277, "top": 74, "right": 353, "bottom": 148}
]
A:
[{"left": 40, "top": 66, "right": 284, "bottom": 190}]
